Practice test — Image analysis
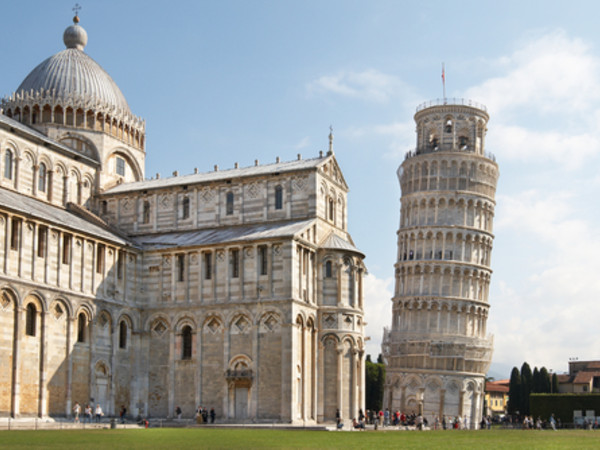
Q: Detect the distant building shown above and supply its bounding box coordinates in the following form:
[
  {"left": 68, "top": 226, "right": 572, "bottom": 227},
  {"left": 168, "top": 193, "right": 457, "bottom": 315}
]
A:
[
  {"left": 557, "top": 361, "right": 600, "bottom": 394},
  {"left": 382, "top": 99, "right": 499, "bottom": 428},
  {"left": 0, "top": 15, "right": 366, "bottom": 422},
  {"left": 484, "top": 380, "right": 509, "bottom": 417}
]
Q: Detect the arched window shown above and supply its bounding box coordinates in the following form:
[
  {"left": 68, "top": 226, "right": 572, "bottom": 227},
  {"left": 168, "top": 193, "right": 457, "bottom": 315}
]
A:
[
  {"left": 226, "top": 192, "right": 234, "bottom": 215},
  {"left": 143, "top": 200, "right": 151, "bottom": 224},
  {"left": 4, "top": 150, "right": 13, "bottom": 179},
  {"left": 275, "top": 185, "right": 283, "bottom": 210},
  {"left": 38, "top": 162, "right": 47, "bottom": 192},
  {"left": 119, "top": 321, "right": 127, "bottom": 349},
  {"left": 445, "top": 119, "right": 453, "bottom": 133},
  {"left": 77, "top": 313, "right": 87, "bottom": 343},
  {"left": 182, "top": 196, "right": 190, "bottom": 219},
  {"left": 182, "top": 325, "right": 192, "bottom": 360},
  {"left": 325, "top": 260, "right": 333, "bottom": 278},
  {"left": 25, "top": 303, "right": 36, "bottom": 336},
  {"left": 328, "top": 198, "right": 334, "bottom": 221}
]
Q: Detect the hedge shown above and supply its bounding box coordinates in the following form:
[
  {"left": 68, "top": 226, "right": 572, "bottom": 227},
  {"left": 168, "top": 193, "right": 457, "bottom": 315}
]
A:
[{"left": 530, "top": 393, "right": 600, "bottom": 422}]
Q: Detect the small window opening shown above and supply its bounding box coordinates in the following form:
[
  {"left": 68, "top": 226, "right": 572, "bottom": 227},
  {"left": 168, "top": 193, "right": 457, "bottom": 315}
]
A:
[
  {"left": 143, "top": 200, "right": 151, "bottom": 224},
  {"left": 182, "top": 196, "right": 190, "bottom": 219},
  {"left": 62, "top": 233, "right": 72, "bottom": 264},
  {"left": 258, "top": 246, "right": 268, "bottom": 276},
  {"left": 204, "top": 252, "right": 212, "bottom": 280},
  {"left": 25, "top": 303, "right": 36, "bottom": 336},
  {"left": 119, "top": 321, "right": 127, "bottom": 349},
  {"left": 96, "top": 244, "right": 105, "bottom": 274},
  {"left": 226, "top": 192, "right": 234, "bottom": 215},
  {"left": 275, "top": 185, "right": 283, "bottom": 210},
  {"left": 177, "top": 253, "right": 185, "bottom": 282},
  {"left": 325, "top": 260, "right": 333, "bottom": 278},
  {"left": 231, "top": 249, "right": 239, "bottom": 278},
  {"left": 116, "top": 156, "right": 125, "bottom": 176},
  {"left": 182, "top": 326, "right": 192, "bottom": 360},
  {"left": 77, "top": 313, "right": 87, "bottom": 343},
  {"left": 37, "top": 226, "right": 47, "bottom": 258}
]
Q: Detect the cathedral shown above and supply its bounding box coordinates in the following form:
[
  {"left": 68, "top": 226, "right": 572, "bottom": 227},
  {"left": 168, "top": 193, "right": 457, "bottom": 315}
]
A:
[
  {"left": 0, "top": 15, "right": 366, "bottom": 423},
  {"left": 382, "top": 100, "right": 499, "bottom": 428}
]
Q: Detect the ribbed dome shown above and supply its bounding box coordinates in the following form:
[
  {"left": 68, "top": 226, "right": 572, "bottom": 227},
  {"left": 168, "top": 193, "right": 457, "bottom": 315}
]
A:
[{"left": 15, "top": 17, "right": 130, "bottom": 114}]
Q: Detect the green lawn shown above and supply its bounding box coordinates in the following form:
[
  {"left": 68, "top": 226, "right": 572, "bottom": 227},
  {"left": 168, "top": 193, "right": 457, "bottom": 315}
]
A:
[{"left": 1, "top": 428, "right": 599, "bottom": 449}]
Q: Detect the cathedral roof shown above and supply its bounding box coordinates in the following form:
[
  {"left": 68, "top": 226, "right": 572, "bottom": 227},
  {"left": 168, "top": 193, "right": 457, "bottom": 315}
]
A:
[
  {"left": 134, "top": 219, "right": 316, "bottom": 249},
  {"left": 0, "top": 186, "right": 132, "bottom": 247},
  {"left": 13, "top": 16, "right": 131, "bottom": 114},
  {"left": 105, "top": 155, "right": 333, "bottom": 194},
  {"left": 320, "top": 232, "right": 364, "bottom": 257}
]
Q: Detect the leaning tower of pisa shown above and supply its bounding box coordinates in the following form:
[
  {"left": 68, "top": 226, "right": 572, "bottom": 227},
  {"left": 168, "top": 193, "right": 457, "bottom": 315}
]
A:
[{"left": 382, "top": 99, "right": 499, "bottom": 428}]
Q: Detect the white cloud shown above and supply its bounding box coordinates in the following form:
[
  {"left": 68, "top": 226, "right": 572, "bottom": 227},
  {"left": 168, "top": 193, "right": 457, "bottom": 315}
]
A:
[
  {"left": 363, "top": 273, "right": 394, "bottom": 359},
  {"left": 307, "top": 69, "right": 414, "bottom": 103},
  {"left": 489, "top": 125, "right": 600, "bottom": 170},
  {"left": 490, "top": 189, "right": 600, "bottom": 372},
  {"left": 467, "top": 30, "right": 600, "bottom": 117}
]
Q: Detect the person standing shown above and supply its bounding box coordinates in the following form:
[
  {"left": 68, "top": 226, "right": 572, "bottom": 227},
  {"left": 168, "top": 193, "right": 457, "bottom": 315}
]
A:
[
  {"left": 84, "top": 404, "right": 92, "bottom": 423},
  {"left": 95, "top": 404, "right": 103, "bottom": 423},
  {"left": 210, "top": 408, "right": 216, "bottom": 424},
  {"left": 120, "top": 405, "right": 127, "bottom": 423},
  {"left": 550, "top": 414, "right": 557, "bottom": 431},
  {"left": 175, "top": 406, "right": 182, "bottom": 420},
  {"left": 73, "top": 402, "right": 81, "bottom": 423}
]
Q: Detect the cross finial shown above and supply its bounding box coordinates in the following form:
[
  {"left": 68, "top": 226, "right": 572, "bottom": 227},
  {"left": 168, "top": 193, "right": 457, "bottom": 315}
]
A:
[{"left": 73, "top": 3, "right": 81, "bottom": 17}]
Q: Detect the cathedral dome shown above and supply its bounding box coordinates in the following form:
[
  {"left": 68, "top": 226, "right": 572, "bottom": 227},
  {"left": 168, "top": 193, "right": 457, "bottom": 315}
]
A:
[{"left": 15, "top": 16, "right": 130, "bottom": 114}]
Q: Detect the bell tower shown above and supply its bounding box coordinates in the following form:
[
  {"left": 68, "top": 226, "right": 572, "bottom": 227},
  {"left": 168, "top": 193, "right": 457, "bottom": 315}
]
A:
[{"left": 382, "top": 99, "right": 499, "bottom": 427}]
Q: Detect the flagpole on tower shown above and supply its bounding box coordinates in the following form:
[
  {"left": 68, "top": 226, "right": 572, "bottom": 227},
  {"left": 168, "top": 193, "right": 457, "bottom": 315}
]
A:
[{"left": 442, "top": 62, "right": 446, "bottom": 104}]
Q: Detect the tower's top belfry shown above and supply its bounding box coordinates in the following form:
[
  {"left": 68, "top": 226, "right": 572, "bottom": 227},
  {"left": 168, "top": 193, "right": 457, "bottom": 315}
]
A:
[{"left": 411, "top": 99, "right": 491, "bottom": 159}]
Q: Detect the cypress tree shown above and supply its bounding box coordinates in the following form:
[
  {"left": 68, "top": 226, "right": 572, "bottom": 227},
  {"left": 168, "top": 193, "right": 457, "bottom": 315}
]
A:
[
  {"left": 552, "top": 373, "right": 559, "bottom": 394},
  {"left": 508, "top": 367, "right": 521, "bottom": 415},
  {"left": 520, "top": 362, "right": 533, "bottom": 415},
  {"left": 539, "top": 367, "right": 551, "bottom": 393},
  {"left": 532, "top": 367, "right": 540, "bottom": 393}
]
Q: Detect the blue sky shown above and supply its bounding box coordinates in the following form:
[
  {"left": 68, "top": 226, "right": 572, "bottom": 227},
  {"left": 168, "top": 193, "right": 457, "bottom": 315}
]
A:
[{"left": 3, "top": 0, "right": 600, "bottom": 378}]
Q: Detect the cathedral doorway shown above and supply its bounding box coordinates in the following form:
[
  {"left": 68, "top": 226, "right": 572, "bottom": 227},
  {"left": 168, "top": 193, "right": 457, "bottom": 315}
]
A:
[
  {"left": 94, "top": 362, "right": 110, "bottom": 414},
  {"left": 226, "top": 358, "right": 253, "bottom": 421},
  {"left": 234, "top": 386, "right": 249, "bottom": 419}
]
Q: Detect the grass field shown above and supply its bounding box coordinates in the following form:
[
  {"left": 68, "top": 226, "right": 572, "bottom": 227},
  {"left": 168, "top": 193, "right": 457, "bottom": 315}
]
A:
[{"left": 1, "top": 428, "right": 599, "bottom": 449}]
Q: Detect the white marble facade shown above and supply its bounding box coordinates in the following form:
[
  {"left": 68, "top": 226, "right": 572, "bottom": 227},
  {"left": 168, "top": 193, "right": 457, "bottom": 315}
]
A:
[
  {"left": 382, "top": 100, "right": 499, "bottom": 428},
  {"left": 0, "top": 16, "right": 365, "bottom": 423}
]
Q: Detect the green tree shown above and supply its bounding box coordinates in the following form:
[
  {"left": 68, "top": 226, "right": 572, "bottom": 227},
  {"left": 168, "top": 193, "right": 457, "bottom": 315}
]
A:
[
  {"left": 508, "top": 366, "right": 521, "bottom": 415},
  {"left": 366, "top": 355, "right": 386, "bottom": 411},
  {"left": 520, "top": 362, "right": 533, "bottom": 415},
  {"left": 532, "top": 367, "right": 541, "bottom": 393},
  {"left": 539, "top": 367, "right": 551, "bottom": 393},
  {"left": 552, "top": 373, "right": 559, "bottom": 394}
]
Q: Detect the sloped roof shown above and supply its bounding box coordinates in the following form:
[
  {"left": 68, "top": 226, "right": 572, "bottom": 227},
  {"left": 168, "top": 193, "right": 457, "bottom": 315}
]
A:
[
  {"left": 134, "top": 219, "right": 315, "bottom": 250},
  {"left": 0, "top": 114, "right": 98, "bottom": 166},
  {"left": 573, "top": 371, "right": 600, "bottom": 384},
  {"left": 319, "top": 232, "right": 364, "bottom": 257},
  {"left": 104, "top": 156, "right": 330, "bottom": 194},
  {"left": 0, "top": 187, "right": 131, "bottom": 246},
  {"left": 485, "top": 381, "right": 509, "bottom": 393}
]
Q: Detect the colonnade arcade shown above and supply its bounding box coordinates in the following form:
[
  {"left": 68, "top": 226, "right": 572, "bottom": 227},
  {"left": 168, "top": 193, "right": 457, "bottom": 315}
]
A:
[
  {"left": 391, "top": 298, "right": 489, "bottom": 339},
  {"left": 0, "top": 286, "right": 136, "bottom": 417},
  {"left": 395, "top": 265, "right": 492, "bottom": 301},
  {"left": 401, "top": 196, "right": 495, "bottom": 231},
  {"left": 400, "top": 158, "right": 497, "bottom": 195},
  {"left": 384, "top": 374, "right": 484, "bottom": 428},
  {"left": 397, "top": 231, "right": 493, "bottom": 267},
  {"left": 2, "top": 98, "right": 145, "bottom": 151}
]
